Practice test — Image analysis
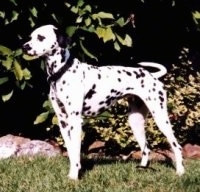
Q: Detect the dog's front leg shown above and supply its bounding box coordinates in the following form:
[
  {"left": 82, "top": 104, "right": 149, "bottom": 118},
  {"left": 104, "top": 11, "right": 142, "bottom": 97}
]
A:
[
  {"left": 59, "top": 115, "right": 82, "bottom": 180},
  {"left": 50, "top": 90, "right": 82, "bottom": 180}
]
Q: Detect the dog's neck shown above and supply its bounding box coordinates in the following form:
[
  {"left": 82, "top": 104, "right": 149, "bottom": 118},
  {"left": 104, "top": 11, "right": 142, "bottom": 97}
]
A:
[{"left": 46, "top": 47, "right": 73, "bottom": 83}]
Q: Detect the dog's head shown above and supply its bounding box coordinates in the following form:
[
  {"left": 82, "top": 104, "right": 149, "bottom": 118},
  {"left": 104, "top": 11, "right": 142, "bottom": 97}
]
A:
[{"left": 23, "top": 25, "right": 69, "bottom": 57}]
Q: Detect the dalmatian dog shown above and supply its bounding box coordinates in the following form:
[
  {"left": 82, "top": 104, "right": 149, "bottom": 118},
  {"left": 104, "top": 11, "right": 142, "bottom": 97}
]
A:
[{"left": 22, "top": 25, "right": 184, "bottom": 180}]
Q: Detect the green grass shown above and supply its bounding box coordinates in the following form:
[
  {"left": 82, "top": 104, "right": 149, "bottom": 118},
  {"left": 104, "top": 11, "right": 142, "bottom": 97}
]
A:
[{"left": 0, "top": 156, "right": 199, "bottom": 192}]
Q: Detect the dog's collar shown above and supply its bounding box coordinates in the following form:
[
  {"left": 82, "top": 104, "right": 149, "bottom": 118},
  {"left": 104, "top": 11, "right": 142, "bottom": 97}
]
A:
[{"left": 47, "top": 55, "right": 74, "bottom": 84}]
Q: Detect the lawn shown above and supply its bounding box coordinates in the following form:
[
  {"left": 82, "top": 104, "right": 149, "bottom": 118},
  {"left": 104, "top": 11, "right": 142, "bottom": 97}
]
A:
[{"left": 0, "top": 156, "right": 199, "bottom": 192}]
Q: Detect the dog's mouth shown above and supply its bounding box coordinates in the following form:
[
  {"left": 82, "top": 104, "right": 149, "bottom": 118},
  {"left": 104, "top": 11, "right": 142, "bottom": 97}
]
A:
[{"left": 22, "top": 52, "right": 39, "bottom": 60}]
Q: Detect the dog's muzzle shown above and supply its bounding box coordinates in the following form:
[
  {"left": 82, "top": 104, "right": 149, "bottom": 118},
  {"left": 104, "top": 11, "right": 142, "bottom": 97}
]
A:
[{"left": 22, "top": 43, "right": 32, "bottom": 53}]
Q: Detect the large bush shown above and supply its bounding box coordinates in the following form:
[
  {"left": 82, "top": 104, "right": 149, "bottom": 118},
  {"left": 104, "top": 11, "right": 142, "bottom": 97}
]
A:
[{"left": 0, "top": 0, "right": 199, "bottom": 150}]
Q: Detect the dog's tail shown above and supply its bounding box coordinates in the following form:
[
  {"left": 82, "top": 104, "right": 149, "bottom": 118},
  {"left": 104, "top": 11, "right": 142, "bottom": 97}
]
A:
[{"left": 138, "top": 62, "right": 167, "bottom": 78}]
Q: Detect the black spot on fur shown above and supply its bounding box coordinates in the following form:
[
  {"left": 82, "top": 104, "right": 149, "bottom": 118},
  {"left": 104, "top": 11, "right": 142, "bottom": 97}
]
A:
[
  {"left": 37, "top": 34, "right": 45, "bottom": 41},
  {"left": 126, "top": 87, "right": 134, "bottom": 91},
  {"left": 111, "top": 89, "right": 117, "bottom": 93},
  {"left": 122, "top": 70, "right": 132, "bottom": 76},
  {"left": 57, "top": 99, "right": 67, "bottom": 114},
  {"left": 99, "top": 101, "right": 104, "bottom": 105},
  {"left": 98, "top": 74, "right": 101, "bottom": 79},
  {"left": 116, "top": 91, "right": 122, "bottom": 95},
  {"left": 173, "top": 142, "right": 177, "bottom": 147},
  {"left": 105, "top": 96, "right": 116, "bottom": 106},
  {"left": 147, "top": 96, "right": 151, "bottom": 101},
  {"left": 50, "top": 49, "right": 57, "bottom": 56},
  {"left": 83, "top": 71, "right": 85, "bottom": 79},
  {"left": 68, "top": 130, "right": 71, "bottom": 138},
  {"left": 61, "top": 120, "right": 67, "bottom": 128},
  {"left": 142, "top": 151, "right": 147, "bottom": 156},
  {"left": 98, "top": 107, "right": 106, "bottom": 114},
  {"left": 117, "top": 70, "right": 121, "bottom": 74},
  {"left": 126, "top": 71, "right": 132, "bottom": 76},
  {"left": 62, "top": 80, "right": 66, "bottom": 84},
  {"left": 133, "top": 71, "right": 140, "bottom": 79},
  {"left": 118, "top": 78, "right": 121, "bottom": 82},
  {"left": 83, "top": 106, "right": 91, "bottom": 111},
  {"left": 159, "top": 96, "right": 164, "bottom": 102},
  {"left": 85, "top": 84, "right": 96, "bottom": 100},
  {"left": 158, "top": 91, "right": 163, "bottom": 96},
  {"left": 106, "top": 95, "right": 110, "bottom": 99},
  {"left": 139, "top": 69, "right": 146, "bottom": 77}
]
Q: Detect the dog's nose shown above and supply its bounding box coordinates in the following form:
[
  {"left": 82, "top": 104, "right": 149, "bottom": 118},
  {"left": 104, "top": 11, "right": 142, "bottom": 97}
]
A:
[{"left": 22, "top": 43, "right": 31, "bottom": 52}]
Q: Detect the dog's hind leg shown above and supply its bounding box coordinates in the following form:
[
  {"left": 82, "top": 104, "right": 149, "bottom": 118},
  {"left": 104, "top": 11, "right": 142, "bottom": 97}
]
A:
[
  {"left": 128, "top": 97, "right": 150, "bottom": 167},
  {"left": 140, "top": 91, "right": 185, "bottom": 176}
]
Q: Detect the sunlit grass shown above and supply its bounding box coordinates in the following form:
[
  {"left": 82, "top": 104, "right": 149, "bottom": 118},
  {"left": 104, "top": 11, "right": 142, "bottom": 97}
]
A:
[{"left": 0, "top": 156, "right": 199, "bottom": 192}]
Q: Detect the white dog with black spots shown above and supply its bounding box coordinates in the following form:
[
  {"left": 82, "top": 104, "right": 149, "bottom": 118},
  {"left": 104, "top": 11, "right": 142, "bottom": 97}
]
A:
[{"left": 23, "top": 25, "right": 185, "bottom": 180}]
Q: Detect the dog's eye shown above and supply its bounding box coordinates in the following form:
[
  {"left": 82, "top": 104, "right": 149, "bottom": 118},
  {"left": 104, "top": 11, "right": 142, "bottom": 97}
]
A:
[{"left": 37, "top": 34, "right": 46, "bottom": 42}]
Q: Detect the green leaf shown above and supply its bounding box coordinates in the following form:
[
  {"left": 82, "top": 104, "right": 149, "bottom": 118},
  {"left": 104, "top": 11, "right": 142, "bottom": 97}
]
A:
[
  {"left": 51, "top": 13, "right": 59, "bottom": 23},
  {"left": 0, "top": 77, "right": 9, "bottom": 85},
  {"left": 193, "top": 11, "right": 200, "bottom": 24},
  {"left": 114, "top": 41, "right": 121, "bottom": 52},
  {"left": 76, "top": 16, "right": 83, "bottom": 23},
  {"left": 52, "top": 115, "right": 58, "bottom": 125},
  {"left": 13, "top": 60, "right": 23, "bottom": 81},
  {"left": 116, "top": 17, "right": 126, "bottom": 27},
  {"left": 77, "top": 0, "right": 84, "bottom": 7},
  {"left": 80, "top": 40, "right": 98, "bottom": 61},
  {"left": 0, "top": 11, "right": 5, "bottom": 18},
  {"left": 30, "top": 7, "right": 38, "bottom": 17},
  {"left": 116, "top": 34, "right": 132, "bottom": 47},
  {"left": 66, "top": 26, "right": 77, "bottom": 37},
  {"left": 9, "top": 0, "right": 17, "bottom": 6},
  {"left": 34, "top": 111, "right": 49, "bottom": 125},
  {"left": 10, "top": 10, "right": 19, "bottom": 23},
  {"left": 28, "top": 16, "right": 35, "bottom": 27},
  {"left": 0, "top": 45, "right": 12, "bottom": 55},
  {"left": 23, "top": 54, "right": 38, "bottom": 60},
  {"left": 14, "top": 49, "right": 22, "bottom": 57},
  {"left": 81, "top": 25, "right": 95, "bottom": 33},
  {"left": 92, "top": 12, "right": 114, "bottom": 20},
  {"left": 19, "top": 81, "right": 26, "bottom": 90},
  {"left": 83, "top": 5, "right": 92, "bottom": 13},
  {"left": 71, "top": 6, "right": 79, "bottom": 14},
  {"left": 23, "top": 68, "right": 32, "bottom": 80},
  {"left": 124, "top": 34, "right": 132, "bottom": 47},
  {"left": 193, "top": 11, "right": 200, "bottom": 19},
  {"left": 85, "top": 17, "right": 92, "bottom": 26},
  {"left": 43, "top": 100, "right": 52, "bottom": 110},
  {"left": 95, "top": 27, "right": 115, "bottom": 42},
  {"left": 2, "top": 58, "right": 13, "bottom": 70},
  {"left": 2, "top": 90, "right": 13, "bottom": 102}
]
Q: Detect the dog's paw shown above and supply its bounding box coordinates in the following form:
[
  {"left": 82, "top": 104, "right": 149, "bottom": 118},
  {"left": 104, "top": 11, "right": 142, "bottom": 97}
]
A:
[
  {"left": 68, "top": 173, "right": 79, "bottom": 180},
  {"left": 176, "top": 166, "right": 185, "bottom": 176}
]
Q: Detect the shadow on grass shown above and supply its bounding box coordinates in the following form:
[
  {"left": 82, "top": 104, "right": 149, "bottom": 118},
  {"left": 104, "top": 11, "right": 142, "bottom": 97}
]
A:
[{"left": 79, "top": 154, "right": 176, "bottom": 179}]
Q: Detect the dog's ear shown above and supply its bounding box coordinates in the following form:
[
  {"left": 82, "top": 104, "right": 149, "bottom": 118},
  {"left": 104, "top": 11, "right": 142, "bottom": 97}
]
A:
[{"left": 54, "top": 28, "right": 71, "bottom": 48}]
